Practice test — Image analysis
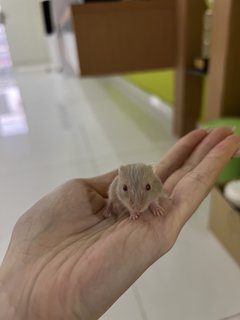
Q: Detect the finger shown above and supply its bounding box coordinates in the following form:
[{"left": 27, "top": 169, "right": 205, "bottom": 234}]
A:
[
  {"left": 174, "top": 134, "right": 240, "bottom": 226},
  {"left": 163, "top": 127, "right": 235, "bottom": 194},
  {"left": 154, "top": 128, "right": 208, "bottom": 182},
  {"left": 84, "top": 170, "right": 118, "bottom": 197}
]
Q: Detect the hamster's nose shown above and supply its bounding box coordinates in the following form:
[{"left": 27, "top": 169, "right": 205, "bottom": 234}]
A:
[
  {"left": 130, "top": 202, "right": 136, "bottom": 209},
  {"left": 132, "top": 203, "right": 142, "bottom": 211},
  {"left": 129, "top": 199, "right": 134, "bottom": 206}
]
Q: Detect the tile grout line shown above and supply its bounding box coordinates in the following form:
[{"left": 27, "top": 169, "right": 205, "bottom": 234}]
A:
[
  {"left": 132, "top": 285, "right": 149, "bottom": 320},
  {"left": 78, "top": 122, "right": 103, "bottom": 175},
  {"left": 219, "top": 313, "right": 240, "bottom": 320}
]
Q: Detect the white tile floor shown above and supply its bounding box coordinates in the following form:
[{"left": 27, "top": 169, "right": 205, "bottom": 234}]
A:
[{"left": 0, "top": 69, "right": 240, "bottom": 320}]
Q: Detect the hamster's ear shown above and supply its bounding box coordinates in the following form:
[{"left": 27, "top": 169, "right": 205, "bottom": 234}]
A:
[
  {"left": 147, "top": 165, "right": 154, "bottom": 172},
  {"left": 118, "top": 166, "right": 123, "bottom": 175},
  {"left": 118, "top": 165, "right": 126, "bottom": 175}
]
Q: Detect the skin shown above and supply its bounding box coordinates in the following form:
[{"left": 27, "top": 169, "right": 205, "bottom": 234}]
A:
[{"left": 0, "top": 128, "right": 240, "bottom": 320}]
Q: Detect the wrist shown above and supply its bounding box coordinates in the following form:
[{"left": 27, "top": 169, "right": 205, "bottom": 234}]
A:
[
  {"left": 0, "top": 265, "right": 26, "bottom": 320},
  {"left": 0, "top": 287, "right": 18, "bottom": 320}
]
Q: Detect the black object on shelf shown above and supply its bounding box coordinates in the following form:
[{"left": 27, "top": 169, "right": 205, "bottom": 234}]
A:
[
  {"left": 187, "top": 68, "right": 208, "bottom": 77},
  {"left": 41, "top": 1, "right": 54, "bottom": 35},
  {"left": 187, "top": 57, "right": 209, "bottom": 76},
  {"left": 194, "top": 57, "right": 209, "bottom": 72}
]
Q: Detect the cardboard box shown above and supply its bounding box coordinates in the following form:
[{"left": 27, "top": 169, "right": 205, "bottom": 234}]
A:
[{"left": 209, "top": 187, "right": 240, "bottom": 266}]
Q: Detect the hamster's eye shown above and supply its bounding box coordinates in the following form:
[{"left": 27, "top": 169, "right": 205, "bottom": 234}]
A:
[
  {"left": 146, "top": 183, "right": 151, "bottom": 191},
  {"left": 123, "top": 184, "right": 128, "bottom": 192}
]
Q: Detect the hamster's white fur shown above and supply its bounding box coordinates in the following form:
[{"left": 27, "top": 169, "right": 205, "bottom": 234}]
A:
[{"left": 104, "top": 163, "right": 165, "bottom": 220}]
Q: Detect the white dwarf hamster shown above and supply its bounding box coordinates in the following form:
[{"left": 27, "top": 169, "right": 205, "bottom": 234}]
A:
[{"left": 104, "top": 163, "right": 166, "bottom": 220}]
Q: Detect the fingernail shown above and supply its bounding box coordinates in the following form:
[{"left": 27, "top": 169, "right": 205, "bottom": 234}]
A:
[
  {"left": 233, "top": 148, "right": 240, "bottom": 158},
  {"left": 205, "top": 128, "right": 213, "bottom": 133}
]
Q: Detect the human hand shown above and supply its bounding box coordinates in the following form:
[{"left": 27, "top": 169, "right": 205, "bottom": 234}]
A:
[{"left": 0, "top": 128, "right": 239, "bottom": 320}]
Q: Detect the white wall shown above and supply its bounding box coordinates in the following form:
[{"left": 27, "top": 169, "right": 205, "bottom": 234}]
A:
[{"left": 1, "top": 0, "right": 50, "bottom": 67}]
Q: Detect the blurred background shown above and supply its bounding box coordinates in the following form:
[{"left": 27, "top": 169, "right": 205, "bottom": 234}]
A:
[{"left": 0, "top": 0, "right": 240, "bottom": 319}]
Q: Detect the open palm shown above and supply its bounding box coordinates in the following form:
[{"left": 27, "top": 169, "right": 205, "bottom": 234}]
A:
[{"left": 0, "top": 128, "right": 239, "bottom": 320}]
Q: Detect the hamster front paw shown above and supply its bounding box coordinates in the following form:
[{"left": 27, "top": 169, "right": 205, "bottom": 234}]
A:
[
  {"left": 129, "top": 211, "right": 140, "bottom": 221},
  {"left": 103, "top": 202, "right": 114, "bottom": 218},
  {"left": 103, "top": 207, "right": 112, "bottom": 218},
  {"left": 149, "top": 202, "right": 166, "bottom": 217}
]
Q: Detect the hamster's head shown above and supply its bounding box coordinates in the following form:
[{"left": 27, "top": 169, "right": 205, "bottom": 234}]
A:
[{"left": 117, "top": 163, "right": 162, "bottom": 213}]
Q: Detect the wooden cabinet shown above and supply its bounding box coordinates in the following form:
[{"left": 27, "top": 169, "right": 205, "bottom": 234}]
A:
[
  {"left": 206, "top": 0, "right": 240, "bottom": 120},
  {"left": 71, "top": 0, "right": 176, "bottom": 75},
  {"left": 56, "top": 0, "right": 205, "bottom": 136}
]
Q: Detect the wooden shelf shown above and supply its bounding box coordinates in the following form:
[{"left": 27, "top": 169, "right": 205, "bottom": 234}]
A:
[
  {"left": 206, "top": 0, "right": 240, "bottom": 120},
  {"left": 187, "top": 68, "right": 208, "bottom": 77}
]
